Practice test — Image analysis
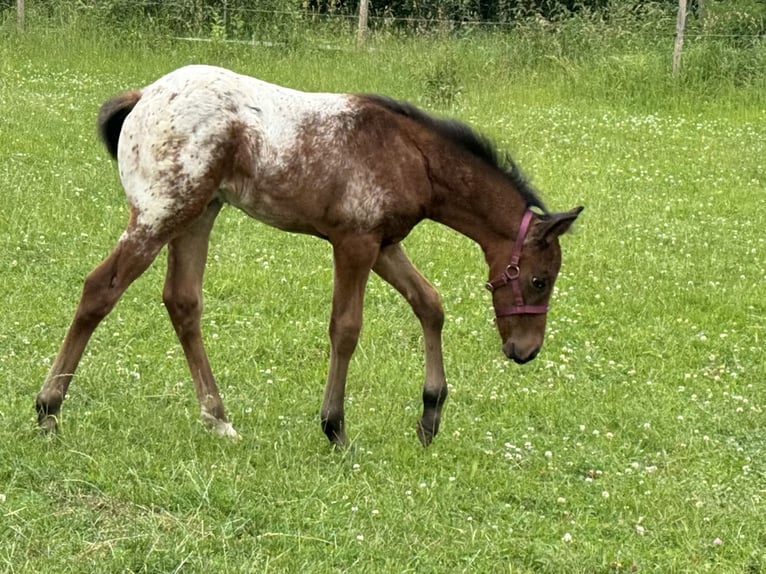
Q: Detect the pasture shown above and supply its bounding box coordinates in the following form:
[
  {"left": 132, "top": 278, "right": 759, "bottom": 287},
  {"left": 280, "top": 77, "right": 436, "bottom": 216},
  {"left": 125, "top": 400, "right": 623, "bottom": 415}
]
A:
[{"left": 1, "top": 15, "right": 765, "bottom": 573}]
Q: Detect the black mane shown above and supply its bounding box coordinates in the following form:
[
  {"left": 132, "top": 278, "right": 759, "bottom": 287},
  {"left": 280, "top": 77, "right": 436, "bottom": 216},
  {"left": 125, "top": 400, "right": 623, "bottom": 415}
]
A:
[{"left": 361, "top": 94, "right": 547, "bottom": 213}]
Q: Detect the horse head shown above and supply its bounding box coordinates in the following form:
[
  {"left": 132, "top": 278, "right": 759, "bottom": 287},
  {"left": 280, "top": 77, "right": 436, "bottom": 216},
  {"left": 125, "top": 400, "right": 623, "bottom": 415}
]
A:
[{"left": 486, "top": 207, "right": 583, "bottom": 364}]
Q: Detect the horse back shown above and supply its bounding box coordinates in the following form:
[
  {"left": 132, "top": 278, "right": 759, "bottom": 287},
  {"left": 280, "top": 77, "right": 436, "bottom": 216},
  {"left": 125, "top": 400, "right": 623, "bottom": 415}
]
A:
[{"left": 103, "top": 65, "right": 431, "bottom": 241}]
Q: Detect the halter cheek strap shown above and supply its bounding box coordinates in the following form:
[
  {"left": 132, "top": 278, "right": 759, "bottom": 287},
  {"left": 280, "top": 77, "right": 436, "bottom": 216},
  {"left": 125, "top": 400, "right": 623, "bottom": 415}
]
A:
[{"left": 485, "top": 209, "right": 549, "bottom": 317}]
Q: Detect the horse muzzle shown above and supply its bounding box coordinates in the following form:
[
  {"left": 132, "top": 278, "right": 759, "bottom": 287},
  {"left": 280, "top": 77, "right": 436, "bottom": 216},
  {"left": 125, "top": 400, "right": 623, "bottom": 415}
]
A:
[{"left": 503, "top": 340, "right": 541, "bottom": 364}]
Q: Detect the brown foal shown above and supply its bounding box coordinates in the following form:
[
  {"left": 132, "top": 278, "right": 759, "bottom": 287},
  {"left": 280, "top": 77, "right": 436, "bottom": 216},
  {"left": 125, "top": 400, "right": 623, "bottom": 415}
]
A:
[{"left": 35, "top": 65, "right": 582, "bottom": 447}]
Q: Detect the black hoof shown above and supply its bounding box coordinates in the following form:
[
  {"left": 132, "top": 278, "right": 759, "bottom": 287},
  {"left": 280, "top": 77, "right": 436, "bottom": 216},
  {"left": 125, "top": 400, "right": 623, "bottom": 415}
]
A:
[
  {"left": 36, "top": 394, "right": 61, "bottom": 433},
  {"left": 416, "top": 418, "right": 439, "bottom": 447},
  {"left": 321, "top": 418, "right": 348, "bottom": 448}
]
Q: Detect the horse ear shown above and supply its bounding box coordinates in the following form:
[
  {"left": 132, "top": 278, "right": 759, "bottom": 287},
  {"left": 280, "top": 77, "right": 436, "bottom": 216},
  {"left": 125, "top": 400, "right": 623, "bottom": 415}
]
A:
[{"left": 533, "top": 206, "right": 584, "bottom": 244}]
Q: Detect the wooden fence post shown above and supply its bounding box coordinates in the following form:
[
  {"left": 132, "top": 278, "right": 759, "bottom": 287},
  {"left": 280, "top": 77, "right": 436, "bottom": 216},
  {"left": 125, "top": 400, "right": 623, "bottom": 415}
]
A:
[
  {"left": 357, "top": 0, "right": 369, "bottom": 46},
  {"left": 17, "top": 0, "right": 25, "bottom": 32},
  {"left": 672, "top": 0, "right": 687, "bottom": 78}
]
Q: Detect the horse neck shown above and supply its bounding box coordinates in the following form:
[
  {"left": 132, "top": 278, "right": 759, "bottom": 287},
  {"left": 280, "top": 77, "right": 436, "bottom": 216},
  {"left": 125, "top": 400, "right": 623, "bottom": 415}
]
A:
[{"left": 428, "top": 157, "right": 527, "bottom": 257}]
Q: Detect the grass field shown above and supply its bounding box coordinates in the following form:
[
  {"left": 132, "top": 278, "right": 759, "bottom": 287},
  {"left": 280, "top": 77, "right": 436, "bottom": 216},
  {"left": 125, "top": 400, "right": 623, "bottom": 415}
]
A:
[{"left": 1, "top": 12, "right": 765, "bottom": 573}]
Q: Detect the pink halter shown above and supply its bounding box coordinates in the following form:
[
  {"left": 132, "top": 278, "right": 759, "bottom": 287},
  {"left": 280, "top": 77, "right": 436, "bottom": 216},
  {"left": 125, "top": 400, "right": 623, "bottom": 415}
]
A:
[{"left": 485, "top": 209, "right": 549, "bottom": 317}]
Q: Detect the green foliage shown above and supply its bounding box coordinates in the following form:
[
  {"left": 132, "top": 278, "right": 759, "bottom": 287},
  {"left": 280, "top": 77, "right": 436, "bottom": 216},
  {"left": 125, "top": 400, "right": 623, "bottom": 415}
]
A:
[
  {"left": 673, "top": 0, "right": 766, "bottom": 88},
  {"left": 421, "top": 51, "right": 464, "bottom": 108},
  {"left": 1, "top": 10, "right": 765, "bottom": 573},
  {"left": 703, "top": 0, "right": 766, "bottom": 41}
]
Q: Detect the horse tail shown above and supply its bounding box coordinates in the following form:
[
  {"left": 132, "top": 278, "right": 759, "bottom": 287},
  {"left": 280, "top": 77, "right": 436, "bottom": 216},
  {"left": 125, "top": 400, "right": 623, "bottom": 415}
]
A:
[{"left": 97, "top": 90, "right": 142, "bottom": 159}]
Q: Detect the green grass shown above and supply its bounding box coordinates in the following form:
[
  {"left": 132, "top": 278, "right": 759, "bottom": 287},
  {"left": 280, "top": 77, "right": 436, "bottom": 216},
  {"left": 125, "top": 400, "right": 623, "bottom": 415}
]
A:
[{"left": 1, "top": 16, "right": 765, "bottom": 573}]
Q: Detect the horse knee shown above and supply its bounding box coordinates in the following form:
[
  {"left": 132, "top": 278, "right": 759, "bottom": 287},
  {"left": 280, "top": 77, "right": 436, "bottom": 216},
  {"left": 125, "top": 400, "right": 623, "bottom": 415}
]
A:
[
  {"left": 163, "top": 288, "right": 201, "bottom": 335},
  {"left": 415, "top": 286, "right": 444, "bottom": 331},
  {"left": 329, "top": 316, "right": 361, "bottom": 357},
  {"left": 163, "top": 288, "right": 201, "bottom": 317}
]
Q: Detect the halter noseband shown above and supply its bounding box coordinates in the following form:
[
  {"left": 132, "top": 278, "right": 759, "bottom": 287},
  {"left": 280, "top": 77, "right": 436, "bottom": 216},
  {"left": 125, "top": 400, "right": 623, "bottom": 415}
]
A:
[{"left": 485, "top": 209, "right": 549, "bottom": 317}]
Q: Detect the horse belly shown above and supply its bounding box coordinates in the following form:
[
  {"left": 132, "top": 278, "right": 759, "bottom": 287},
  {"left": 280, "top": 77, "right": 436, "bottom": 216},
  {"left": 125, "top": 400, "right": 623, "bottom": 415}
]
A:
[
  {"left": 221, "top": 166, "right": 393, "bottom": 237},
  {"left": 218, "top": 184, "right": 314, "bottom": 233}
]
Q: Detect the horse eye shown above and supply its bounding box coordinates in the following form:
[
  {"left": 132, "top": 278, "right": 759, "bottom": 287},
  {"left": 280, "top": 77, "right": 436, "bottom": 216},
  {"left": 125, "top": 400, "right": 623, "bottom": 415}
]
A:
[{"left": 531, "top": 277, "right": 547, "bottom": 291}]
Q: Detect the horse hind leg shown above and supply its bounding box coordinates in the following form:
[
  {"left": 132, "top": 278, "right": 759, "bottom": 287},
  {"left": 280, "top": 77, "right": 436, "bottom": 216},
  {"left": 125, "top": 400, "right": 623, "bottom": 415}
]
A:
[
  {"left": 162, "top": 200, "right": 239, "bottom": 439},
  {"left": 36, "top": 110, "right": 243, "bottom": 433},
  {"left": 36, "top": 226, "right": 165, "bottom": 432}
]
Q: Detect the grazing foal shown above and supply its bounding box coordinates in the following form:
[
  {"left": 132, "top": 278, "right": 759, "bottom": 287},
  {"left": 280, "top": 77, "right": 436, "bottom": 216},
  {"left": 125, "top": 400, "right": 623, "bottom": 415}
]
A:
[{"left": 36, "top": 65, "right": 582, "bottom": 446}]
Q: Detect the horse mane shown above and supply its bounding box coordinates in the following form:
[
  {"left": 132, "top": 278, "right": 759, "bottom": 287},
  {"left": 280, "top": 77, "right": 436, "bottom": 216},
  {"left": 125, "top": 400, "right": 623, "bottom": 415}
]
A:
[{"left": 360, "top": 94, "right": 547, "bottom": 213}]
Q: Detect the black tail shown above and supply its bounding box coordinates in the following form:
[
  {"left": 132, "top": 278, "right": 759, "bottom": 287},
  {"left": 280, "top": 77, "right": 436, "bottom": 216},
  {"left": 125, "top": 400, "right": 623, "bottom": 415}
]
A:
[{"left": 97, "top": 90, "right": 142, "bottom": 159}]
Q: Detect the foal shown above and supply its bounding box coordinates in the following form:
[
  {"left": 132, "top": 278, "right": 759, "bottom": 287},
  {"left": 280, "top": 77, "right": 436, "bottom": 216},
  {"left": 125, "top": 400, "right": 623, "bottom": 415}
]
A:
[{"left": 36, "top": 65, "right": 582, "bottom": 446}]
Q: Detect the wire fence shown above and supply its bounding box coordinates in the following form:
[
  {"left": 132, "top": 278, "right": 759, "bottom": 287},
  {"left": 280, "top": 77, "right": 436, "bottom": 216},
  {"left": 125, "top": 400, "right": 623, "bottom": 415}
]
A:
[{"left": 7, "top": 0, "right": 766, "bottom": 42}]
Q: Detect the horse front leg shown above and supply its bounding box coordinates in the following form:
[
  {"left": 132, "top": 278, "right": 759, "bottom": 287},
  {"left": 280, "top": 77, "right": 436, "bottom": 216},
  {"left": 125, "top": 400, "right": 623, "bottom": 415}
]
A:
[
  {"left": 320, "top": 235, "right": 380, "bottom": 447},
  {"left": 36, "top": 229, "right": 164, "bottom": 432},
  {"left": 373, "top": 243, "right": 447, "bottom": 446},
  {"left": 162, "top": 201, "right": 238, "bottom": 439}
]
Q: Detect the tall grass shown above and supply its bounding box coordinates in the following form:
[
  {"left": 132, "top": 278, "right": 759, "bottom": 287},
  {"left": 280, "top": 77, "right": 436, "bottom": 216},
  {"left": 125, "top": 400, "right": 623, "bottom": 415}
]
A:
[
  {"left": 4, "top": 0, "right": 765, "bottom": 99},
  {"left": 1, "top": 6, "right": 765, "bottom": 573}
]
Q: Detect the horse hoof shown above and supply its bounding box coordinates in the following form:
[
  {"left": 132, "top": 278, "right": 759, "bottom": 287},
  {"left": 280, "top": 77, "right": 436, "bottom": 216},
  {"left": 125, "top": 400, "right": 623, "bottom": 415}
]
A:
[
  {"left": 325, "top": 428, "right": 348, "bottom": 449},
  {"left": 38, "top": 414, "right": 59, "bottom": 434},
  {"left": 331, "top": 435, "right": 348, "bottom": 449},
  {"left": 213, "top": 420, "right": 242, "bottom": 441},
  {"left": 321, "top": 416, "right": 348, "bottom": 448},
  {"left": 416, "top": 421, "right": 436, "bottom": 447},
  {"left": 326, "top": 428, "right": 348, "bottom": 449},
  {"left": 200, "top": 410, "right": 241, "bottom": 440}
]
